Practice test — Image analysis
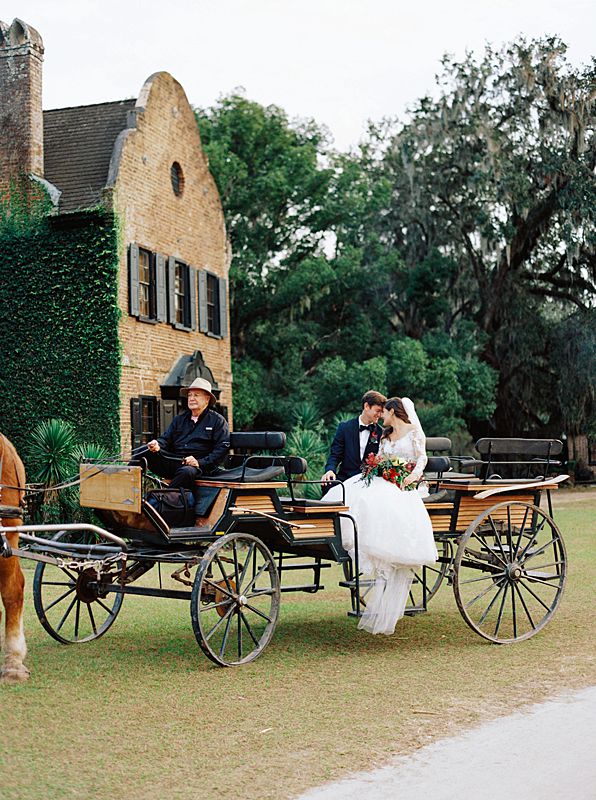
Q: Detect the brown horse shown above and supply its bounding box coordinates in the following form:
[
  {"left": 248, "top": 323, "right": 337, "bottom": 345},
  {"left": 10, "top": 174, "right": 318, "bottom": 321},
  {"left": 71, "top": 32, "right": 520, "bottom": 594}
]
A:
[{"left": 0, "top": 433, "right": 29, "bottom": 683}]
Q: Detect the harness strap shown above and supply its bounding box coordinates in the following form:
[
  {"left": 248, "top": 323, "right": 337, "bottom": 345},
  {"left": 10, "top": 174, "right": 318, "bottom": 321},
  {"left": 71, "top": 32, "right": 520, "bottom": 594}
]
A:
[{"left": 0, "top": 505, "right": 24, "bottom": 519}]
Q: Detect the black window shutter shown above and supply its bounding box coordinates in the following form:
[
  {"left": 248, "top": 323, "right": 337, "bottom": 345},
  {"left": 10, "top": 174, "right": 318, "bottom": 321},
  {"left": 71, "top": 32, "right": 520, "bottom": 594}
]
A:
[
  {"left": 167, "top": 256, "right": 176, "bottom": 324},
  {"left": 156, "top": 254, "right": 167, "bottom": 322},
  {"left": 130, "top": 397, "right": 142, "bottom": 450},
  {"left": 129, "top": 243, "right": 140, "bottom": 317},
  {"left": 218, "top": 277, "right": 228, "bottom": 337},
  {"left": 189, "top": 267, "right": 197, "bottom": 330},
  {"left": 198, "top": 269, "right": 208, "bottom": 332},
  {"left": 159, "top": 399, "right": 176, "bottom": 434}
]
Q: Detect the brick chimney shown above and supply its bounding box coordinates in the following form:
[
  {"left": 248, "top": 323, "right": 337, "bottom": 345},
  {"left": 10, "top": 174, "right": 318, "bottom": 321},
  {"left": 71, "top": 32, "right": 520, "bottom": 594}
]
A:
[{"left": 0, "top": 18, "right": 44, "bottom": 185}]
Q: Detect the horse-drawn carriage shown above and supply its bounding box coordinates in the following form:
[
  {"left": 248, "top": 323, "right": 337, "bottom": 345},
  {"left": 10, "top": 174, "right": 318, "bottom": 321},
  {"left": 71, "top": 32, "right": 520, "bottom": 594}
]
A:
[{"left": 1, "top": 434, "right": 568, "bottom": 667}]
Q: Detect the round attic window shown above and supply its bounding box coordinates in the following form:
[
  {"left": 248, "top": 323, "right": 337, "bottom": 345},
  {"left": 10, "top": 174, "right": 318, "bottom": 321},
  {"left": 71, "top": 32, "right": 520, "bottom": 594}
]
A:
[{"left": 170, "top": 162, "right": 184, "bottom": 196}]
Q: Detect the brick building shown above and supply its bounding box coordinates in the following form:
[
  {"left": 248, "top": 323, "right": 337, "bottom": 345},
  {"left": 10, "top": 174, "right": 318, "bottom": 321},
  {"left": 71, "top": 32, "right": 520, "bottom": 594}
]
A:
[{"left": 0, "top": 19, "right": 232, "bottom": 451}]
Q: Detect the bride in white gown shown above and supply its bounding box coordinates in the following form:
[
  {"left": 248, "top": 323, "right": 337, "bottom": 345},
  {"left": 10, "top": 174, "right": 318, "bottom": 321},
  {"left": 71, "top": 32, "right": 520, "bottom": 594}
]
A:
[{"left": 326, "top": 397, "right": 438, "bottom": 635}]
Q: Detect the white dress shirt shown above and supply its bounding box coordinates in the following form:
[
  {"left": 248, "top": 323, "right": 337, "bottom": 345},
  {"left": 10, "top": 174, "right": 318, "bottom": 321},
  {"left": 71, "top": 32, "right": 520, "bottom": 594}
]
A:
[{"left": 358, "top": 415, "right": 371, "bottom": 460}]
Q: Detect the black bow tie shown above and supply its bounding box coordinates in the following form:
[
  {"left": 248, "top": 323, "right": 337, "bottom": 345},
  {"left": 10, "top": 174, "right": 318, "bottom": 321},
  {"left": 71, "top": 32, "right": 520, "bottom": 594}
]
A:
[{"left": 359, "top": 424, "right": 374, "bottom": 432}]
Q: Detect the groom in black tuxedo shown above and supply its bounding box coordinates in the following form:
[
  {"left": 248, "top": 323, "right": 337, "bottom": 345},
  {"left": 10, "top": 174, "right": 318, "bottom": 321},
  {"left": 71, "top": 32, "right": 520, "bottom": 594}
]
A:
[{"left": 321, "top": 390, "right": 387, "bottom": 486}]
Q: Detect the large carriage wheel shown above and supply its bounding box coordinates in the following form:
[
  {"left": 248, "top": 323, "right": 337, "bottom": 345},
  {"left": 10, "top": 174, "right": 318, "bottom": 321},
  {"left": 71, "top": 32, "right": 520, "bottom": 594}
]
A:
[
  {"left": 453, "top": 501, "right": 566, "bottom": 643},
  {"left": 190, "top": 532, "right": 280, "bottom": 667},
  {"left": 33, "top": 530, "right": 124, "bottom": 644},
  {"left": 406, "top": 539, "right": 452, "bottom": 612}
]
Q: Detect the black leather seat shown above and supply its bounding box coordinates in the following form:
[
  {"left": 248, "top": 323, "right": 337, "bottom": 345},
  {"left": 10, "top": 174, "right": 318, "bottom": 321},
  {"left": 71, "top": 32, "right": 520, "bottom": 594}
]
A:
[{"left": 200, "top": 465, "right": 284, "bottom": 482}]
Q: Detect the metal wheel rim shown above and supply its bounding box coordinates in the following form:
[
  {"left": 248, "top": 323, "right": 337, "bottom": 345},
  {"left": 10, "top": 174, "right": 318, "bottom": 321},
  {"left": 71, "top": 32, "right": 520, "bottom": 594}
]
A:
[
  {"left": 190, "top": 532, "right": 280, "bottom": 667},
  {"left": 453, "top": 501, "right": 567, "bottom": 644},
  {"left": 32, "top": 530, "right": 124, "bottom": 644}
]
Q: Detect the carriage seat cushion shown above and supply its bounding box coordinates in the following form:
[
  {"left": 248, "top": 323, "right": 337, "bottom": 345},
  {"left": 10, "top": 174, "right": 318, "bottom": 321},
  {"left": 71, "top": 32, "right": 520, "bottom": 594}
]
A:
[{"left": 200, "top": 465, "right": 284, "bottom": 483}]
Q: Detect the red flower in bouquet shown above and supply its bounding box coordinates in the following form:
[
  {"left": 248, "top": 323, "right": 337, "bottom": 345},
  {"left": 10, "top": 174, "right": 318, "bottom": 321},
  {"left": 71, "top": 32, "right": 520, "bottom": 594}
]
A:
[{"left": 360, "top": 454, "right": 417, "bottom": 490}]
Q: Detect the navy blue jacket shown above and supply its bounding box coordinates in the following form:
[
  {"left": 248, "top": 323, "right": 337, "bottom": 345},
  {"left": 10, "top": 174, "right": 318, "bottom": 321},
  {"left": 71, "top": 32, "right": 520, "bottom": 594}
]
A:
[
  {"left": 325, "top": 417, "right": 384, "bottom": 482},
  {"left": 157, "top": 408, "right": 230, "bottom": 472}
]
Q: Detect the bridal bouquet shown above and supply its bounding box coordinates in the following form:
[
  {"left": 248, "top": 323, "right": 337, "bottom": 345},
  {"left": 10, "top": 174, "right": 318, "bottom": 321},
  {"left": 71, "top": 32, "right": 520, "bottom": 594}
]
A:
[{"left": 360, "top": 452, "right": 418, "bottom": 490}]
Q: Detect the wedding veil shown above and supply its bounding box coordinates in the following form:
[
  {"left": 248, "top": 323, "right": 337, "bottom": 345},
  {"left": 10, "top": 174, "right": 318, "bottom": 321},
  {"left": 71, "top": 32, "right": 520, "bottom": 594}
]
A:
[{"left": 401, "top": 397, "right": 424, "bottom": 437}]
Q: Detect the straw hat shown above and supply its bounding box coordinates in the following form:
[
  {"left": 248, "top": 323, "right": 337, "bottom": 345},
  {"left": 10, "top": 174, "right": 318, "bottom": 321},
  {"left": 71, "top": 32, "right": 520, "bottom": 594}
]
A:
[{"left": 180, "top": 378, "right": 216, "bottom": 405}]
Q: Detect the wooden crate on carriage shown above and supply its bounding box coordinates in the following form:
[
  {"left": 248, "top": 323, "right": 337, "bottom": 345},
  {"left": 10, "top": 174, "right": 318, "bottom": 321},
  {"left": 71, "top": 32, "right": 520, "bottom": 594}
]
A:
[{"left": 79, "top": 464, "right": 142, "bottom": 513}]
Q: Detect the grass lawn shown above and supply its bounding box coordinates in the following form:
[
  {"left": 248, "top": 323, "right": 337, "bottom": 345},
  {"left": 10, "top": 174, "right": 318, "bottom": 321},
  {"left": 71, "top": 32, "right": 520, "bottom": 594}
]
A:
[{"left": 1, "top": 490, "right": 594, "bottom": 799}]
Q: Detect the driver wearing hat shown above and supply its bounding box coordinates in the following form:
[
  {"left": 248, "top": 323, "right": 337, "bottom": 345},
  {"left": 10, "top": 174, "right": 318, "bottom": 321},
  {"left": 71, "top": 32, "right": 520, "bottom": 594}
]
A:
[{"left": 139, "top": 378, "right": 230, "bottom": 492}]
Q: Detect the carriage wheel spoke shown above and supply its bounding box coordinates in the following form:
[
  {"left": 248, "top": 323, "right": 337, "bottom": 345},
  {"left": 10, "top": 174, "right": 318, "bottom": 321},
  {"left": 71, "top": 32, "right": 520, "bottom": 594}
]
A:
[
  {"left": 87, "top": 603, "right": 97, "bottom": 635},
  {"left": 525, "top": 560, "right": 564, "bottom": 571},
  {"left": 241, "top": 561, "right": 269, "bottom": 596},
  {"left": 200, "top": 598, "right": 233, "bottom": 613},
  {"left": 204, "top": 604, "right": 234, "bottom": 642},
  {"left": 215, "top": 554, "right": 234, "bottom": 595},
  {"left": 237, "top": 608, "right": 243, "bottom": 659},
  {"left": 464, "top": 578, "right": 501, "bottom": 610},
  {"left": 505, "top": 507, "right": 514, "bottom": 563},
  {"left": 478, "top": 581, "right": 505, "bottom": 625},
  {"left": 517, "top": 516, "right": 549, "bottom": 560},
  {"left": 523, "top": 574, "right": 561, "bottom": 587},
  {"left": 95, "top": 597, "right": 116, "bottom": 616},
  {"left": 74, "top": 600, "right": 81, "bottom": 638},
  {"left": 486, "top": 517, "right": 509, "bottom": 564},
  {"left": 518, "top": 579, "right": 552, "bottom": 613},
  {"left": 494, "top": 583, "right": 509, "bottom": 638},
  {"left": 512, "top": 506, "right": 531, "bottom": 561},
  {"left": 55, "top": 595, "right": 77, "bottom": 632},
  {"left": 203, "top": 576, "right": 235, "bottom": 600},
  {"left": 511, "top": 581, "right": 517, "bottom": 638},
  {"left": 520, "top": 537, "right": 560, "bottom": 563},
  {"left": 232, "top": 540, "right": 241, "bottom": 592},
  {"left": 472, "top": 530, "right": 507, "bottom": 567},
  {"left": 513, "top": 582, "right": 536, "bottom": 629},
  {"left": 42, "top": 580, "right": 75, "bottom": 587},
  {"left": 240, "top": 610, "right": 260, "bottom": 647},
  {"left": 244, "top": 602, "right": 272, "bottom": 623},
  {"left": 245, "top": 588, "right": 276, "bottom": 598},
  {"left": 219, "top": 609, "right": 235, "bottom": 657},
  {"left": 461, "top": 572, "right": 505, "bottom": 585},
  {"left": 238, "top": 542, "right": 255, "bottom": 590},
  {"left": 43, "top": 585, "right": 76, "bottom": 612}
]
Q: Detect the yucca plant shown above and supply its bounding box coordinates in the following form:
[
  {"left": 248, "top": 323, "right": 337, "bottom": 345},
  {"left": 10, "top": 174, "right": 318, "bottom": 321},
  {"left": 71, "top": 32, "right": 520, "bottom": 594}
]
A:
[
  {"left": 291, "top": 402, "right": 322, "bottom": 432},
  {"left": 285, "top": 427, "right": 327, "bottom": 499},
  {"left": 70, "top": 441, "right": 112, "bottom": 469},
  {"left": 26, "top": 418, "right": 77, "bottom": 488}
]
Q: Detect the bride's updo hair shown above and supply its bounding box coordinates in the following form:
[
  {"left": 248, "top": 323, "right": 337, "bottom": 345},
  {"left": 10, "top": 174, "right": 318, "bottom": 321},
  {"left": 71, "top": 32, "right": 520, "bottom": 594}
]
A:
[{"left": 381, "top": 397, "right": 411, "bottom": 440}]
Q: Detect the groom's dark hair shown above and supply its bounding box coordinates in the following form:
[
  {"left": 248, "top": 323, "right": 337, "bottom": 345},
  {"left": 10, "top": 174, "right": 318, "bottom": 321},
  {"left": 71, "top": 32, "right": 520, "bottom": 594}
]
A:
[{"left": 361, "top": 390, "right": 387, "bottom": 409}]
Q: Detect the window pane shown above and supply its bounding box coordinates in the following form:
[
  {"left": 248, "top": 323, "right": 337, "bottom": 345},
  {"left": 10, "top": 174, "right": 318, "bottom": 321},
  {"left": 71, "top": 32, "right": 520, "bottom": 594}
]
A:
[
  {"left": 206, "top": 274, "right": 220, "bottom": 335},
  {"left": 139, "top": 249, "right": 154, "bottom": 319},
  {"left": 175, "top": 262, "right": 188, "bottom": 326}
]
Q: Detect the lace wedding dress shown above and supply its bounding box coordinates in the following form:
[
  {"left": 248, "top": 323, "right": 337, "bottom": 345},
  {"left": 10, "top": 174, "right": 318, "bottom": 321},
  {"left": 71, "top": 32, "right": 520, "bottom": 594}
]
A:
[{"left": 326, "top": 424, "right": 438, "bottom": 635}]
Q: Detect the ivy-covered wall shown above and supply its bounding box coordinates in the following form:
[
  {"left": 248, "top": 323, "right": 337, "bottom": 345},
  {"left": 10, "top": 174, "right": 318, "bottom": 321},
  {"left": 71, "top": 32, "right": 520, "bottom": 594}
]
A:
[{"left": 0, "top": 206, "right": 122, "bottom": 455}]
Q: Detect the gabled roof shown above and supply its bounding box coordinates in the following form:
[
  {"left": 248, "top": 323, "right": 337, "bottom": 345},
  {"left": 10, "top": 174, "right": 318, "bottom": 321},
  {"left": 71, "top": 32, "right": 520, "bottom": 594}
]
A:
[{"left": 43, "top": 99, "right": 135, "bottom": 213}]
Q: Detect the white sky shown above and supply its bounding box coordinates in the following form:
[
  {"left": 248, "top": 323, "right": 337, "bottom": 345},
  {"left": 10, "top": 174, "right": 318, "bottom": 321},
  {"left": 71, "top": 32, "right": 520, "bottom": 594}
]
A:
[{"left": 4, "top": 0, "right": 594, "bottom": 150}]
